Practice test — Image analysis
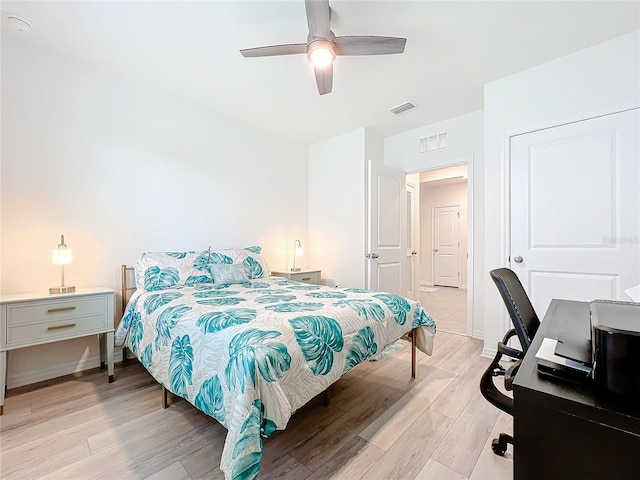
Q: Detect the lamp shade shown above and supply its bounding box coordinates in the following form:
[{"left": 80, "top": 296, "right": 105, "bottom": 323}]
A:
[
  {"left": 292, "top": 239, "right": 304, "bottom": 272},
  {"left": 52, "top": 248, "right": 73, "bottom": 265}
]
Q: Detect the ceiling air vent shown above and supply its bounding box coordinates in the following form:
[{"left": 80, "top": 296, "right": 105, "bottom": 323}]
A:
[{"left": 389, "top": 101, "right": 418, "bottom": 115}]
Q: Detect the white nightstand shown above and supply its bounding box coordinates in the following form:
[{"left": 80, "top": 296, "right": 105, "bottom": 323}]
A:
[
  {"left": 0, "top": 287, "right": 115, "bottom": 415},
  {"left": 271, "top": 269, "right": 322, "bottom": 285}
]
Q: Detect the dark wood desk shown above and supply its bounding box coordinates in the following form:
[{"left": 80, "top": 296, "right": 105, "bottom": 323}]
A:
[{"left": 513, "top": 299, "right": 640, "bottom": 480}]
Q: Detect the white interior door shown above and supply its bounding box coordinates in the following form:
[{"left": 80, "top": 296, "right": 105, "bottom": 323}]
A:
[
  {"left": 367, "top": 160, "right": 406, "bottom": 294},
  {"left": 404, "top": 176, "right": 419, "bottom": 299},
  {"left": 433, "top": 205, "right": 460, "bottom": 287},
  {"left": 403, "top": 173, "right": 420, "bottom": 300},
  {"left": 510, "top": 109, "right": 640, "bottom": 318}
]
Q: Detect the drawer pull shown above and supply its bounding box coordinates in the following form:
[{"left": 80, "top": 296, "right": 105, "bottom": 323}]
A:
[
  {"left": 302, "top": 277, "right": 311, "bottom": 281},
  {"left": 47, "top": 306, "right": 76, "bottom": 313},
  {"left": 47, "top": 323, "right": 76, "bottom": 331}
]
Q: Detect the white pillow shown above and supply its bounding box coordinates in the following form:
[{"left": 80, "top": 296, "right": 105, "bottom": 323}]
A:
[
  {"left": 208, "top": 246, "right": 271, "bottom": 279},
  {"left": 208, "top": 263, "right": 250, "bottom": 285},
  {"left": 134, "top": 251, "right": 212, "bottom": 291}
]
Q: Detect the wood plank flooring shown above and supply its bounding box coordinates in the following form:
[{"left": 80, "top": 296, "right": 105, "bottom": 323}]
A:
[{"left": 0, "top": 331, "right": 513, "bottom": 479}]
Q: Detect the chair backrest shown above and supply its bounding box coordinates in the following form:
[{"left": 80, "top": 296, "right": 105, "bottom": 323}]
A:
[{"left": 490, "top": 268, "right": 540, "bottom": 352}]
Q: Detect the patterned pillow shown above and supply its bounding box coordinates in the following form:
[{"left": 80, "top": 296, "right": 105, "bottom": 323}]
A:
[
  {"left": 208, "top": 245, "right": 271, "bottom": 279},
  {"left": 208, "top": 263, "right": 250, "bottom": 285},
  {"left": 134, "top": 251, "right": 212, "bottom": 291}
]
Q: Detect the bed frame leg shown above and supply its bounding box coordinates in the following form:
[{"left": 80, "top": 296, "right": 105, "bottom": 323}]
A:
[
  {"left": 162, "top": 386, "right": 169, "bottom": 409},
  {"left": 411, "top": 329, "right": 417, "bottom": 379}
]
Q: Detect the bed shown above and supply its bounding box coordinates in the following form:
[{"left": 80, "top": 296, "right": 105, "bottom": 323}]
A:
[{"left": 114, "top": 247, "right": 436, "bottom": 480}]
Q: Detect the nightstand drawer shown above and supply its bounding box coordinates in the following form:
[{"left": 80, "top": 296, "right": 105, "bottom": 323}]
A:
[
  {"left": 6, "top": 296, "right": 108, "bottom": 326},
  {"left": 288, "top": 271, "right": 321, "bottom": 284},
  {"left": 271, "top": 270, "right": 322, "bottom": 285},
  {"left": 6, "top": 313, "right": 109, "bottom": 347}
]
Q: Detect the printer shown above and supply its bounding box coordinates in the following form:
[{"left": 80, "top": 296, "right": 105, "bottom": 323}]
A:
[{"left": 590, "top": 300, "right": 640, "bottom": 401}]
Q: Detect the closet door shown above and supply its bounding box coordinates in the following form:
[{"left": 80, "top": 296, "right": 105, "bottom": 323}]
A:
[{"left": 510, "top": 109, "right": 639, "bottom": 318}]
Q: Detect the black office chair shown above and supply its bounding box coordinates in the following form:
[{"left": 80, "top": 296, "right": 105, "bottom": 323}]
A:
[{"left": 480, "top": 267, "right": 540, "bottom": 455}]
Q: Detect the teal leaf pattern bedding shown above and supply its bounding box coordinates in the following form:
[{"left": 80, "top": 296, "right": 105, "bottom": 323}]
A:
[
  {"left": 373, "top": 293, "right": 411, "bottom": 325},
  {"left": 305, "top": 291, "right": 348, "bottom": 299},
  {"left": 169, "top": 335, "right": 194, "bottom": 397},
  {"left": 155, "top": 305, "right": 192, "bottom": 350},
  {"left": 343, "top": 326, "right": 378, "bottom": 374},
  {"left": 195, "top": 375, "right": 226, "bottom": 423},
  {"left": 225, "top": 329, "right": 291, "bottom": 392},
  {"left": 197, "top": 297, "right": 246, "bottom": 306},
  {"left": 231, "top": 399, "right": 263, "bottom": 480},
  {"left": 193, "top": 251, "right": 211, "bottom": 271},
  {"left": 265, "top": 302, "right": 323, "bottom": 313},
  {"left": 185, "top": 275, "right": 212, "bottom": 285},
  {"left": 144, "top": 266, "right": 180, "bottom": 291},
  {"left": 166, "top": 252, "right": 188, "bottom": 259},
  {"left": 144, "top": 292, "right": 183, "bottom": 314},
  {"left": 254, "top": 295, "right": 297, "bottom": 304},
  {"left": 194, "top": 290, "right": 240, "bottom": 298},
  {"left": 210, "top": 253, "right": 234, "bottom": 264},
  {"left": 114, "top": 276, "right": 436, "bottom": 480},
  {"left": 197, "top": 308, "right": 257, "bottom": 333},
  {"left": 334, "top": 299, "right": 386, "bottom": 322},
  {"left": 289, "top": 315, "right": 344, "bottom": 375},
  {"left": 243, "top": 256, "right": 264, "bottom": 279}
]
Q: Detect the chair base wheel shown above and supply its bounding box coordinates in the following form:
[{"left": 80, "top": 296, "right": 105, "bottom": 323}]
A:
[
  {"left": 491, "top": 438, "right": 507, "bottom": 455},
  {"left": 491, "top": 433, "right": 513, "bottom": 456}
]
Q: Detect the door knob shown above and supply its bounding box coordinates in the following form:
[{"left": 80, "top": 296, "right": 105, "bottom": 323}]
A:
[
  {"left": 411, "top": 251, "right": 417, "bottom": 255},
  {"left": 513, "top": 255, "right": 524, "bottom": 263}
]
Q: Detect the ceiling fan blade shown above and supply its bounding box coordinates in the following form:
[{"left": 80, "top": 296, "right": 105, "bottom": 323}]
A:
[
  {"left": 314, "top": 64, "right": 333, "bottom": 95},
  {"left": 240, "top": 43, "right": 307, "bottom": 58},
  {"left": 306, "top": 0, "right": 331, "bottom": 39},
  {"left": 335, "top": 36, "right": 406, "bottom": 56}
]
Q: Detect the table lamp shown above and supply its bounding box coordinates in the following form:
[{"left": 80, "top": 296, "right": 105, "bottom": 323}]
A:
[
  {"left": 291, "top": 239, "right": 304, "bottom": 272},
  {"left": 50, "top": 234, "right": 75, "bottom": 294}
]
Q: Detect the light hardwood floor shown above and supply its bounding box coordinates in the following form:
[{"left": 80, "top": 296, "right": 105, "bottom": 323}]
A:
[
  {"left": 419, "top": 287, "right": 467, "bottom": 336},
  {"left": 0, "top": 332, "right": 513, "bottom": 479}
]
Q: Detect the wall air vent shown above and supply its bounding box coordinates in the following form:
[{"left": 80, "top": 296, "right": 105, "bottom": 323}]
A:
[
  {"left": 389, "top": 101, "right": 418, "bottom": 115},
  {"left": 419, "top": 131, "right": 449, "bottom": 154}
]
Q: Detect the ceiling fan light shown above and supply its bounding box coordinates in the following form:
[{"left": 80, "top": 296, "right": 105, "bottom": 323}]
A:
[{"left": 307, "top": 40, "right": 335, "bottom": 68}]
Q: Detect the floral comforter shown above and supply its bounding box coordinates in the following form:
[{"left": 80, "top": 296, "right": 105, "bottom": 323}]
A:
[{"left": 114, "top": 276, "right": 436, "bottom": 479}]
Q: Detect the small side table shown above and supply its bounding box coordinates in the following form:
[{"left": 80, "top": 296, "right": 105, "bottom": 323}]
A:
[
  {"left": 0, "top": 287, "right": 115, "bottom": 415},
  {"left": 271, "top": 269, "right": 322, "bottom": 285}
]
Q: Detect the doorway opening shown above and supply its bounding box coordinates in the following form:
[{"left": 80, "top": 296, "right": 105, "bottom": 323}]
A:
[{"left": 409, "top": 163, "right": 471, "bottom": 336}]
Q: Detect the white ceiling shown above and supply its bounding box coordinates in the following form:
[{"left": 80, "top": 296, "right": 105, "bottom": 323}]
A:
[{"left": 2, "top": 1, "right": 638, "bottom": 145}]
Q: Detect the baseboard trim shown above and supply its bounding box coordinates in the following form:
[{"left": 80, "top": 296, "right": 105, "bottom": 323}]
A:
[
  {"left": 481, "top": 345, "right": 497, "bottom": 359},
  {"left": 472, "top": 329, "right": 484, "bottom": 341}
]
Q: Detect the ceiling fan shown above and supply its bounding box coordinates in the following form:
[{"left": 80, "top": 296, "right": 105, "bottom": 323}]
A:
[{"left": 240, "top": 0, "right": 406, "bottom": 95}]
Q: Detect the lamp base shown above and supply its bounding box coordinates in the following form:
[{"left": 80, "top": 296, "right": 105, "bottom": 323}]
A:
[
  {"left": 49, "top": 285, "right": 76, "bottom": 294},
  {"left": 290, "top": 268, "right": 301, "bottom": 272}
]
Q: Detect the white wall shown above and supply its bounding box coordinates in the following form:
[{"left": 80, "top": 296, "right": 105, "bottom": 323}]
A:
[
  {"left": 420, "top": 181, "right": 469, "bottom": 288},
  {"left": 384, "top": 110, "right": 483, "bottom": 174},
  {"left": 482, "top": 31, "right": 640, "bottom": 355},
  {"left": 308, "top": 128, "right": 367, "bottom": 288},
  {"left": 1, "top": 37, "right": 309, "bottom": 387}
]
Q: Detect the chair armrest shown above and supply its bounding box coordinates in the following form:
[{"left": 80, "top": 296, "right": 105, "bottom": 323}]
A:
[
  {"left": 497, "top": 329, "right": 524, "bottom": 359},
  {"left": 504, "top": 359, "right": 522, "bottom": 391},
  {"left": 497, "top": 342, "right": 524, "bottom": 360}
]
